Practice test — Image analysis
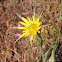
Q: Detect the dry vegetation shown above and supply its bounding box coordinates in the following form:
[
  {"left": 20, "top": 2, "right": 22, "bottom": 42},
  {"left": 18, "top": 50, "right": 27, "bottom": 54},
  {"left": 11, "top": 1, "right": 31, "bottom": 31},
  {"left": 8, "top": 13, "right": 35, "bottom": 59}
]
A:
[{"left": 0, "top": 0, "right": 62, "bottom": 62}]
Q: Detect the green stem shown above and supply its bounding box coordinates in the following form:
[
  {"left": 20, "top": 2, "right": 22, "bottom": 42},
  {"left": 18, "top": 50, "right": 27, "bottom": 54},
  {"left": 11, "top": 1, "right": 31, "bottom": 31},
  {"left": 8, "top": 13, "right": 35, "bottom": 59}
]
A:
[
  {"left": 39, "top": 10, "right": 43, "bottom": 19},
  {"left": 38, "top": 36, "right": 44, "bottom": 61},
  {"left": 28, "top": 39, "right": 33, "bottom": 62}
]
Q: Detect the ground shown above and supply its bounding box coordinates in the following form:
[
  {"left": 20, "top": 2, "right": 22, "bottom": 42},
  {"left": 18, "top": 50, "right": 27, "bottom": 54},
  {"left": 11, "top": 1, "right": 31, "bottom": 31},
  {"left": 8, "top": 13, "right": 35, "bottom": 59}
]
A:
[{"left": 0, "top": 0, "right": 62, "bottom": 62}]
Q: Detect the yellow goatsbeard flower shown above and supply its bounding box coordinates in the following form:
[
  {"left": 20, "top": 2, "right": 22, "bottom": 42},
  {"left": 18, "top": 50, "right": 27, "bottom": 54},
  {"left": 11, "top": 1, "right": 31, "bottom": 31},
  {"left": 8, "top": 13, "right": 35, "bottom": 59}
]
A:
[{"left": 17, "top": 16, "right": 41, "bottom": 40}]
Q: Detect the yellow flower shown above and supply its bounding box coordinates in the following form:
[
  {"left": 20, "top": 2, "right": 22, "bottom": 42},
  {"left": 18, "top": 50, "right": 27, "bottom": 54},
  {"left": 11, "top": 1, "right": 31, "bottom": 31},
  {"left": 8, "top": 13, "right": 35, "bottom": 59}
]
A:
[{"left": 17, "top": 16, "right": 41, "bottom": 40}]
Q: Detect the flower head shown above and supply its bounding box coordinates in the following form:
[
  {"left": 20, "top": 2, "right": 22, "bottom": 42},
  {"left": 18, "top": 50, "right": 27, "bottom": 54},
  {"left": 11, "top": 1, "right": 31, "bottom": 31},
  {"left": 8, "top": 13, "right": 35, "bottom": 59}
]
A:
[
  {"left": 16, "top": 33, "right": 21, "bottom": 37},
  {"left": 18, "top": 25, "right": 21, "bottom": 27},
  {"left": 17, "top": 16, "right": 41, "bottom": 40},
  {"left": 42, "top": 45, "right": 45, "bottom": 49}
]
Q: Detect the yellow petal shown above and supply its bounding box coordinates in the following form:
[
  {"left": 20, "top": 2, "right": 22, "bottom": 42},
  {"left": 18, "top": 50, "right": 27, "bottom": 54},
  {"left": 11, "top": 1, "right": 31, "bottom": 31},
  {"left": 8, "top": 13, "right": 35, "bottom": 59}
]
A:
[
  {"left": 37, "top": 22, "right": 41, "bottom": 26},
  {"left": 28, "top": 17, "right": 32, "bottom": 23},
  {"left": 37, "top": 27, "right": 41, "bottom": 30},
  {"left": 37, "top": 31, "right": 40, "bottom": 33},
  {"left": 20, "top": 32, "right": 26, "bottom": 38},
  {"left": 22, "top": 30, "right": 26, "bottom": 33},
  {"left": 19, "top": 21, "right": 26, "bottom": 26},
  {"left": 22, "top": 17, "right": 29, "bottom": 24},
  {"left": 32, "top": 16, "right": 35, "bottom": 22},
  {"left": 17, "top": 27, "right": 26, "bottom": 29},
  {"left": 31, "top": 35, "right": 33, "bottom": 40},
  {"left": 36, "top": 18, "right": 39, "bottom": 23},
  {"left": 24, "top": 32, "right": 30, "bottom": 37},
  {"left": 22, "top": 30, "right": 30, "bottom": 37}
]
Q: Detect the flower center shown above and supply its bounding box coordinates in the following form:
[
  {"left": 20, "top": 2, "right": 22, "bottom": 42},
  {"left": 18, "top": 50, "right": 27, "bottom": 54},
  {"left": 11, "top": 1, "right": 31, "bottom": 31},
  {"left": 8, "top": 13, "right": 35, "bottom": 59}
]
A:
[
  {"left": 28, "top": 24, "right": 37, "bottom": 35},
  {"left": 30, "top": 24, "right": 37, "bottom": 30}
]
